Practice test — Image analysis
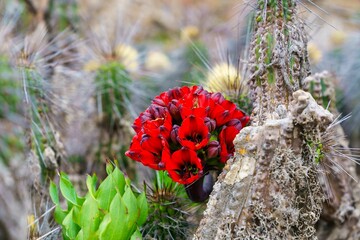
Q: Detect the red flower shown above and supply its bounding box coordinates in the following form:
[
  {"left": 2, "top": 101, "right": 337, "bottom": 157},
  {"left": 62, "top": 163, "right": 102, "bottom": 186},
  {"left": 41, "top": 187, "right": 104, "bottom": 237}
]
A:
[
  {"left": 178, "top": 115, "right": 210, "bottom": 150},
  {"left": 167, "top": 148, "right": 203, "bottom": 184},
  {"left": 134, "top": 105, "right": 172, "bottom": 139},
  {"left": 125, "top": 131, "right": 170, "bottom": 170},
  {"left": 179, "top": 86, "right": 209, "bottom": 119},
  {"left": 125, "top": 133, "right": 143, "bottom": 162},
  {"left": 219, "top": 126, "right": 239, "bottom": 163},
  {"left": 127, "top": 85, "right": 250, "bottom": 191},
  {"left": 132, "top": 113, "right": 144, "bottom": 134},
  {"left": 140, "top": 132, "right": 163, "bottom": 154},
  {"left": 208, "top": 99, "right": 237, "bottom": 126},
  {"left": 152, "top": 86, "right": 191, "bottom": 107}
]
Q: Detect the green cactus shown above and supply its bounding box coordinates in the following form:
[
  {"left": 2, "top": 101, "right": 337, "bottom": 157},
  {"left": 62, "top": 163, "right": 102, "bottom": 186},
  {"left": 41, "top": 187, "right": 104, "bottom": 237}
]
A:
[
  {"left": 0, "top": 56, "right": 25, "bottom": 165},
  {"left": 95, "top": 61, "right": 133, "bottom": 131},
  {"left": 142, "top": 171, "right": 201, "bottom": 240}
]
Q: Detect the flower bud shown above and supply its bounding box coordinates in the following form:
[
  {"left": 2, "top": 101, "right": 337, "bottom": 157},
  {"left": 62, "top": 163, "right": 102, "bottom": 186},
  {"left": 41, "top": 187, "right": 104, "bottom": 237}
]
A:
[
  {"left": 240, "top": 116, "right": 251, "bottom": 125},
  {"left": 185, "top": 173, "right": 214, "bottom": 202},
  {"left": 158, "top": 161, "right": 165, "bottom": 169},
  {"left": 226, "top": 119, "right": 242, "bottom": 131},
  {"left": 148, "top": 104, "right": 167, "bottom": 119},
  {"left": 204, "top": 117, "right": 216, "bottom": 132},
  {"left": 210, "top": 92, "right": 225, "bottom": 103},
  {"left": 170, "top": 125, "right": 180, "bottom": 144},
  {"left": 140, "top": 111, "right": 152, "bottom": 122},
  {"left": 168, "top": 87, "right": 182, "bottom": 99},
  {"left": 207, "top": 140, "right": 220, "bottom": 158},
  {"left": 152, "top": 98, "right": 166, "bottom": 107},
  {"left": 169, "top": 100, "right": 181, "bottom": 122},
  {"left": 194, "top": 85, "right": 208, "bottom": 96}
]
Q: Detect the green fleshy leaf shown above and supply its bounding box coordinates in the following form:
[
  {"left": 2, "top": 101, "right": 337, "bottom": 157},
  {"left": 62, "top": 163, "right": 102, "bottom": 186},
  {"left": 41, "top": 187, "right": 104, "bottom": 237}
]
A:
[
  {"left": 49, "top": 181, "right": 59, "bottom": 205},
  {"left": 86, "top": 174, "right": 98, "bottom": 199},
  {"left": 60, "top": 172, "right": 79, "bottom": 206},
  {"left": 96, "top": 177, "right": 117, "bottom": 212},
  {"left": 79, "top": 195, "right": 100, "bottom": 240},
  {"left": 99, "top": 193, "right": 127, "bottom": 240},
  {"left": 97, "top": 213, "right": 110, "bottom": 239},
  {"left": 75, "top": 230, "right": 83, "bottom": 240},
  {"left": 71, "top": 205, "right": 82, "bottom": 227},
  {"left": 123, "top": 186, "right": 139, "bottom": 235},
  {"left": 62, "top": 208, "right": 81, "bottom": 239},
  {"left": 136, "top": 192, "right": 148, "bottom": 226},
  {"left": 106, "top": 163, "right": 114, "bottom": 176},
  {"left": 54, "top": 205, "right": 68, "bottom": 225},
  {"left": 130, "top": 228, "right": 142, "bottom": 240},
  {"left": 97, "top": 167, "right": 125, "bottom": 211},
  {"left": 111, "top": 167, "right": 125, "bottom": 195}
]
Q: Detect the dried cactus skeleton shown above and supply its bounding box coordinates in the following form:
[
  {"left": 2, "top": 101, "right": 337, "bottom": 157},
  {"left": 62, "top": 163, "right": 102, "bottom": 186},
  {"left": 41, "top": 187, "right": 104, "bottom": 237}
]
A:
[{"left": 195, "top": 1, "right": 360, "bottom": 239}]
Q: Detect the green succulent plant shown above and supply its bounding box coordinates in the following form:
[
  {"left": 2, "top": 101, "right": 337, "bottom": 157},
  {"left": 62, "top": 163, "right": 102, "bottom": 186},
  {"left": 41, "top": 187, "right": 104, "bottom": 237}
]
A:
[{"left": 50, "top": 164, "right": 148, "bottom": 240}]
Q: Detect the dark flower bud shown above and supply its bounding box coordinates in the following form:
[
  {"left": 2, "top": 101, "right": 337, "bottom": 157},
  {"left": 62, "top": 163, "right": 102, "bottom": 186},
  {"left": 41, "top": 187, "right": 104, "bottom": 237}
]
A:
[
  {"left": 148, "top": 105, "right": 167, "bottom": 119},
  {"left": 194, "top": 86, "right": 209, "bottom": 97},
  {"left": 207, "top": 140, "right": 220, "bottom": 158},
  {"left": 152, "top": 98, "right": 166, "bottom": 107},
  {"left": 226, "top": 119, "right": 243, "bottom": 131},
  {"left": 240, "top": 116, "right": 251, "bottom": 125},
  {"left": 140, "top": 111, "right": 152, "bottom": 123},
  {"left": 158, "top": 161, "right": 165, "bottom": 169},
  {"left": 210, "top": 92, "right": 225, "bottom": 103},
  {"left": 185, "top": 173, "right": 214, "bottom": 202},
  {"left": 204, "top": 117, "right": 216, "bottom": 132},
  {"left": 170, "top": 125, "right": 180, "bottom": 144},
  {"left": 140, "top": 133, "right": 150, "bottom": 144},
  {"left": 168, "top": 87, "right": 182, "bottom": 99},
  {"left": 168, "top": 100, "right": 181, "bottom": 122}
]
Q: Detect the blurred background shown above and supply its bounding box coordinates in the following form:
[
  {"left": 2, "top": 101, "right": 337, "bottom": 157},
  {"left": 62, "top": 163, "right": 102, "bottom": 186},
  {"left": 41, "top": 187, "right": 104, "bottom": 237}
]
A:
[{"left": 0, "top": 0, "right": 359, "bottom": 239}]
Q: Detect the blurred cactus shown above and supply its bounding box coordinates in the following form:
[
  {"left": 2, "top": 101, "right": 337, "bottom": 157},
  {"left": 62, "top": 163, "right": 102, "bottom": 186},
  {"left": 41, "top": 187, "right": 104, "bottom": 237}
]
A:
[
  {"left": 322, "top": 34, "right": 360, "bottom": 149},
  {"left": 0, "top": 50, "right": 29, "bottom": 240},
  {"left": 94, "top": 61, "right": 133, "bottom": 131},
  {"left": 307, "top": 42, "right": 323, "bottom": 65},
  {"left": 205, "top": 62, "right": 252, "bottom": 114},
  {"left": 16, "top": 24, "right": 62, "bottom": 184},
  {"left": 84, "top": 41, "right": 140, "bottom": 178},
  {"left": 0, "top": 7, "right": 30, "bottom": 239},
  {"left": 145, "top": 51, "right": 171, "bottom": 72},
  {"left": 183, "top": 40, "right": 209, "bottom": 85},
  {"left": 0, "top": 56, "right": 25, "bottom": 164},
  {"left": 50, "top": 163, "right": 148, "bottom": 239}
]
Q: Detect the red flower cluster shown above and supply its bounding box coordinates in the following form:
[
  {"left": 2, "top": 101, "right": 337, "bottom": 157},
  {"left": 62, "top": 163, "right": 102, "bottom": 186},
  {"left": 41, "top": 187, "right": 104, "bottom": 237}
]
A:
[{"left": 126, "top": 86, "right": 249, "bottom": 185}]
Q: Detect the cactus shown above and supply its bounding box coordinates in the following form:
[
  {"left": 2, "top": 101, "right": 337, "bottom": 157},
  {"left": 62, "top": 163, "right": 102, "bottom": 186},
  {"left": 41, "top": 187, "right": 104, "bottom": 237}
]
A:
[
  {"left": 0, "top": 51, "right": 29, "bottom": 240},
  {"left": 142, "top": 171, "right": 201, "bottom": 239},
  {"left": 194, "top": 1, "right": 360, "bottom": 239}
]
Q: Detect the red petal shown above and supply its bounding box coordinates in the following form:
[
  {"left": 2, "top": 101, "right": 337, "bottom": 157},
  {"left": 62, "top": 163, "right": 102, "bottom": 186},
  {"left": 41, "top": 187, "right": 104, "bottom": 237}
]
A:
[
  {"left": 219, "top": 126, "right": 239, "bottom": 163},
  {"left": 178, "top": 116, "right": 209, "bottom": 150},
  {"left": 167, "top": 148, "right": 203, "bottom": 184}
]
